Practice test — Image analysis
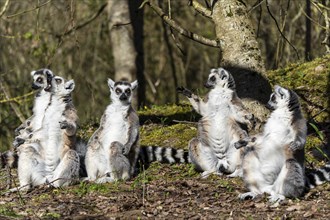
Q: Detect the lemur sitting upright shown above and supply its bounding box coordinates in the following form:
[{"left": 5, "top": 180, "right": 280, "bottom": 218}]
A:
[
  {"left": 15, "top": 76, "right": 80, "bottom": 190},
  {"left": 236, "top": 85, "right": 330, "bottom": 202},
  {"left": 42, "top": 76, "right": 80, "bottom": 187},
  {"left": 85, "top": 78, "right": 139, "bottom": 183},
  {"left": 177, "top": 68, "right": 254, "bottom": 178},
  {"left": 13, "top": 69, "right": 54, "bottom": 148}
]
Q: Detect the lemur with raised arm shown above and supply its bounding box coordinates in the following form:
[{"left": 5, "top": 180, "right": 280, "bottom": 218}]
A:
[
  {"left": 85, "top": 79, "right": 140, "bottom": 183},
  {"left": 236, "top": 85, "right": 330, "bottom": 202},
  {"left": 15, "top": 75, "right": 80, "bottom": 190},
  {"left": 177, "top": 68, "right": 254, "bottom": 178}
]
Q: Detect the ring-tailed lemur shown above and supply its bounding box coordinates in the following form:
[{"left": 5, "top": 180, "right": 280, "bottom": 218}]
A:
[
  {"left": 177, "top": 68, "right": 254, "bottom": 178},
  {"left": 85, "top": 78, "right": 140, "bottom": 183},
  {"left": 236, "top": 85, "right": 330, "bottom": 202},
  {"left": 42, "top": 76, "right": 80, "bottom": 187},
  {"left": 15, "top": 76, "right": 80, "bottom": 190},
  {"left": 13, "top": 69, "right": 54, "bottom": 148},
  {"left": 1, "top": 69, "right": 54, "bottom": 170}
]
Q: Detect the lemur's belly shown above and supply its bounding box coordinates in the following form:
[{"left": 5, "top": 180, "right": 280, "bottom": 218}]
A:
[
  {"left": 102, "top": 115, "right": 128, "bottom": 148},
  {"left": 208, "top": 117, "right": 230, "bottom": 155}
]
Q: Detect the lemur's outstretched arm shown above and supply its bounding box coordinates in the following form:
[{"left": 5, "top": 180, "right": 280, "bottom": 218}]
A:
[{"left": 177, "top": 87, "right": 208, "bottom": 116}]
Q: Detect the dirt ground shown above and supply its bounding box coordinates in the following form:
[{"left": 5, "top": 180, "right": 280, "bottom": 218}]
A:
[{"left": 1, "top": 161, "right": 330, "bottom": 219}]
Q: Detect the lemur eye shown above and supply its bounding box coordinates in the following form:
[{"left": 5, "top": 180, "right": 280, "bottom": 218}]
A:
[
  {"left": 36, "top": 77, "right": 43, "bottom": 83},
  {"left": 55, "top": 79, "right": 62, "bottom": 84},
  {"left": 115, "top": 88, "right": 122, "bottom": 94},
  {"left": 271, "top": 94, "right": 276, "bottom": 101},
  {"left": 210, "top": 76, "right": 216, "bottom": 82},
  {"left": 125, "top": 89, "right": 131, "bottom": 96}
]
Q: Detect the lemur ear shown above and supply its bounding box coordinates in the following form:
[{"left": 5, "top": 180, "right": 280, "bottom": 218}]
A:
[
  {"left": 65, "top": 80, "right": 75, "bottom": 91},
  {"left": 108, "top": 78, "right": 115, "bottom": 91},
  {"left": 131, "top": 80, "right": 138, "bottom": 91},
  {"left": 274, "top": 85, "right": 285, "bottom": 98},
  {"left": 44, "top": 69, "right": 54, "bottom": 78},
  {"left": 30, "top": 71, "right": 36, "bottom": 77},
  {"left": 219, "top": 68, "right": 228, "bottom": 77}
]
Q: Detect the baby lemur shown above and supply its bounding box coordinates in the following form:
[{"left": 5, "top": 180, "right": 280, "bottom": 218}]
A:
[
  {"left": 85, "top": 79, "right": 139, "bottom": 183},
  {"left": 178, "top": 68, "right": 254, "bottom": 178},
  {"left": 236, "top": 85, "right": 330, "bottom": 202}
]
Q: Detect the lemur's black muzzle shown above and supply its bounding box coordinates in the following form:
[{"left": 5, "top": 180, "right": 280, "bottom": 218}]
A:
[
  {"left": 204, "top": 82, "right": 214, "bottom": 89},
  {"left": 31, "top": 83, "right": 42, "bottom": 90},
  {"left": 119, "top": 94, "right": 128, "bottom": 101}
]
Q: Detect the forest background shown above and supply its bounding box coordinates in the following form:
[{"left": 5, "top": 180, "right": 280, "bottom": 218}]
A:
[{"left": 0, "top": 0, "right": 329, "bottom": 150}]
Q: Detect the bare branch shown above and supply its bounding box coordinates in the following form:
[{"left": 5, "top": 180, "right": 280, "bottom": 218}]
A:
[
  {"left": 59, "top": 2, "right": 108, "bottom": 38},
  {"left": 144, "top": 0, "right": 220, "bottom": 48},
  {"left": 6, "top": 0, "right": 51, "bottom": 19},
  {"left": 0, "top": 78, "right": 26, "bottom": 123},
  {"left": 0, "top": 91, "right": 34, "bottom": 104},
  {"left": 188, "top": 0, "right": 212, "bottom": 19},
  {"left": 265, "top": 0, "right": 300, "bottom": 60},
  {"left": 0, "top": 0, "right": 10, "bottom": 18}
]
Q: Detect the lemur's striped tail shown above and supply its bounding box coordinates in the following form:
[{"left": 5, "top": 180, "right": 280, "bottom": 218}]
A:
[
  {"left": 138, "top": 146, "right": 191, "bottom": 165},
  {"left": 306, "top": 163, "right": 330, "bottom": 189}
]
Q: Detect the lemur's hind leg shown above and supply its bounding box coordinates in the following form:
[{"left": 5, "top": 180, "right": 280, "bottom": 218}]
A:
[
  {"left": 85, "top": 147, "right": 110, "bottom": 182},
  {"left": 267, "top": 158, "right": 305, "bottom": 203},
  {"left": 51, "top": 150, "right": 79, "bottom": 187},
  {"left": 189, "top": 138, "right": 222, "bottom": 178},
  {"left": 16, "top": 143, "right": 46, "bottom": 191}
]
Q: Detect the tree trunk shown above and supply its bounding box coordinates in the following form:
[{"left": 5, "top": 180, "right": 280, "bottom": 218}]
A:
[
  {"left": 107, "top": 0, "right": 137, "bottom": 83},
  {"left": 305, "top": 0, "right": 312, "bottom": 61},
  {"left": 129, "top": 0, "right": 145, "bottom": 107},
  {"left": 212, "top": 0, "right": 272, "bottom": 103}
]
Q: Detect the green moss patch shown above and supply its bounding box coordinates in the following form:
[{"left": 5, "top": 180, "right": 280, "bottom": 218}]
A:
[{"left": 267, "top": 55, "right": 330, "bottom": 122}]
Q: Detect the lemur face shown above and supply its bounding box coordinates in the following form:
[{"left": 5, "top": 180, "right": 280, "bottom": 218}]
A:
[
  {"left": 31, "top": 69, "right": 54, "bottom": 91},
  {"left": 108, "top": 78, "right": 138, "bottom": 105},
  {"left": 204, "top": 68, "right": 235, "bottom": 90},
  {"left": 51, "top": 76, "right": 75, "bottom": 96},
  {"left": 266, "top": 85, "right": 291, "bottom": 110}
]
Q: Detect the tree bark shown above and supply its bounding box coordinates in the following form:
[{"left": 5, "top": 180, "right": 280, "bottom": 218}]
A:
[
  {"left": 305, "top": 0, "right": 312, "bottom": 61},
  {"left": 212, "top": 0, "right": 272, "bottom": 103},
  {"left": 107, "top": 0, "right": 137, "bottom": 83},
  {"left": 129, "top": 0, "right": 145, "bottom": 107}
]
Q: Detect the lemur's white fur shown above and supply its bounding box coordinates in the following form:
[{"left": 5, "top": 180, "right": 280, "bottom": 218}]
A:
[
  {"left": 16, "top": 75, "right": 79, "bottom": 190},
  {"left": 14, "top": 69, "right": 54, "bottom": 147},
  {"left": 85, "top": 79, "right": 139, "bottom": 183},
  {"left": 238, "top": 85, "right": 307, "bottom": 202},
  {"left": 42, "top": 76, "right": 79, "bottom": 187},
  {"left": 178, "top": 68, "right": 253, "bottom": 178}
]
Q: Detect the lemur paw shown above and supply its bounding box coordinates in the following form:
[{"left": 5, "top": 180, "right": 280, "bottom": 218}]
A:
[
  {"left": 243, "top": 113, "right": 255, "bottom": 130},
  {"left": 268, "top": 194, "right": 285, "bottom": 203},
  {"left": 239, "top": 192, "right": 258, "bottom": 200},
  {"left": 13, "top": 137, "right": 25, "bottom": 148},
  {"left": 59, "top": 120, "right": 69, "bottom": 129},
  {"left": 177, "top": 86, "right": 192, "bottom": 98},
  {"left": 234, "top": 140, "right": 248, "bottom": 149},
  {"left": 14, "top": 127, "right": 24, "bottom": 136},
  {"left": 289, "top": 141, "right": 301, "bottom": 151},
  {"left": 122, "top": 145, "right": 130, "bottom": 155}
]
